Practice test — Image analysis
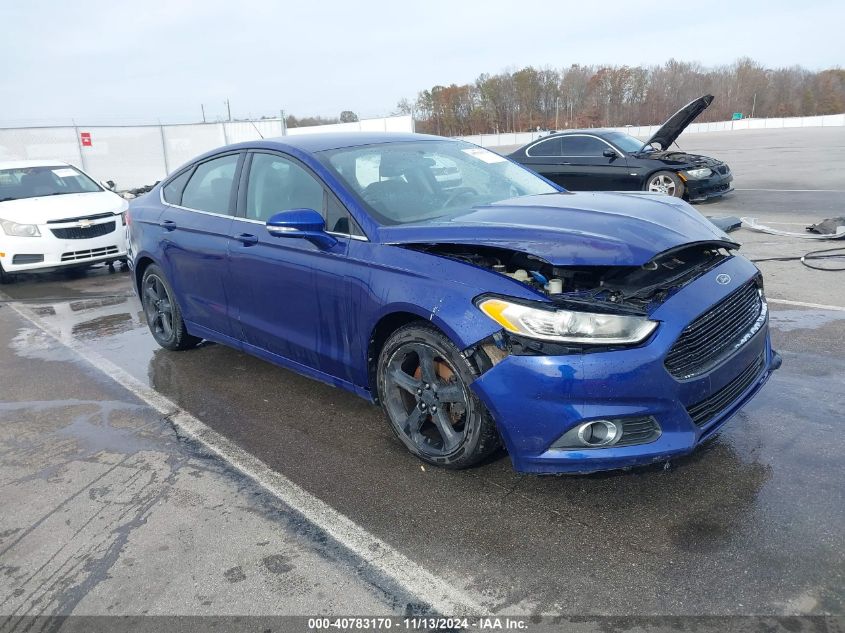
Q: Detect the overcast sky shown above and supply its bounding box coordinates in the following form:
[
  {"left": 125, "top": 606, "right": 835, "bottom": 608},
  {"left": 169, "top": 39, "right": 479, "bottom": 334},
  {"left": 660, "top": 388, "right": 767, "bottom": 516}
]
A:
[{"left": 2, "top": 0, "right": 842, "bottom": 126}]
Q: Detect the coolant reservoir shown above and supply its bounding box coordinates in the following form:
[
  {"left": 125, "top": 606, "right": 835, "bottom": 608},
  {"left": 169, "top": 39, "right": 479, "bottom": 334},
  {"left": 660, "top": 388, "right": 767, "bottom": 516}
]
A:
[
  {"left": 511, "top": 269, "right": 529, "bottom": 282},
  {"left": 547, "top": 278, "right": 563, "bottom": 294}
]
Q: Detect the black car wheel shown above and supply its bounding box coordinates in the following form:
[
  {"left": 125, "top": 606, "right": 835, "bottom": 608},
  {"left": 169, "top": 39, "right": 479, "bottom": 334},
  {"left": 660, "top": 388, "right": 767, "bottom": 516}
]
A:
[
  {"left": 141, "top": 264, "right": 201, "bottom": 351},
  {"left": 377, "top": 323, "right": 500, "bottom": 469},
  {"left": 646, "top": 171, "right": 685, "bottom": 198}
]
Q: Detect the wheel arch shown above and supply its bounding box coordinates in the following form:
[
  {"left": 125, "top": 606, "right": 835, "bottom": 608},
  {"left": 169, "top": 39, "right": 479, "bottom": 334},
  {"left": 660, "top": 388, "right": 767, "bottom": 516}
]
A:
[
  {"left": 366, "top": 307, "right": 471, "bottom": 401},
  {"left": 133, "top": 255, "right": 157, "bottom": 294}
]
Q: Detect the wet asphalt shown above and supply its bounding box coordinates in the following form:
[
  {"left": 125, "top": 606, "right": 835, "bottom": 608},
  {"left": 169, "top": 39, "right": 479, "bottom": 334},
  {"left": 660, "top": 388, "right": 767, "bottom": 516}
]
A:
[{"left": 1, "top": 129, "right": 844, "bottom": 616}]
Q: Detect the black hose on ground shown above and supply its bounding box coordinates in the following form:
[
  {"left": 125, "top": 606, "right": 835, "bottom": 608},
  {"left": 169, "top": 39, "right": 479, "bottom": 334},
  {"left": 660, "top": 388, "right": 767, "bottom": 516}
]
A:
[{"left": 751, "top": 247, "right": 845, "bottom": 271}]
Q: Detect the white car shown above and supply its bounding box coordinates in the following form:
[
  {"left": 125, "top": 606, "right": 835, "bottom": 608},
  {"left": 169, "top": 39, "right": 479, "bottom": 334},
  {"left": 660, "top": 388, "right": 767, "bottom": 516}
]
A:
[{"left": 0, "top": 160, "right": 129, "bottom": 283}]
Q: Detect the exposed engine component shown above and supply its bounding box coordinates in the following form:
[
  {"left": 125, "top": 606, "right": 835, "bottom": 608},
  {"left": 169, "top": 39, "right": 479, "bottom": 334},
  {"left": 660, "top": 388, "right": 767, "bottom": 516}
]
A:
[{"left": 406, "top": 241, "right": 733, "bottom": 313}]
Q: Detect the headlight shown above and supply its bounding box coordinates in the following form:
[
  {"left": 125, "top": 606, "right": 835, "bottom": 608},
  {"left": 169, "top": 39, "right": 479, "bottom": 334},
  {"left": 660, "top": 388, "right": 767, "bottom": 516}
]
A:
[
  {"left": 0, "top": 219, "right": 40, "bottom": 237},
  {"left": 682, "top": 168, "right": 712, "bottom": 180},
  {"left": 477, "top": 297, "right": 658, "bottom": 345}
]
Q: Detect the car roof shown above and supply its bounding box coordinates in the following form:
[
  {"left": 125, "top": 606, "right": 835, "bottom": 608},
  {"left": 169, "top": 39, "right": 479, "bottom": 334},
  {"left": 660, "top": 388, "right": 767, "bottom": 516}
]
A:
[
  {"left": 546, "top": 129, "right": 623, "bottom": 137},
  {"left": 228, "top": 131, "right": 448, "bottom": 154},
  {"left": 0, "top": 159, "right": 71, "bottom": 170}
]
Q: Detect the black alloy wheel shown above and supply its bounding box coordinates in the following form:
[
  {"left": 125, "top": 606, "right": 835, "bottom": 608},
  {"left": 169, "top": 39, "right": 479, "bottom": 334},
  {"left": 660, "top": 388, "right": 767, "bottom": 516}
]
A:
[
  {"left": 377, "top": 323, "right": 500, "bottom": 469},
  {"left": 140, "top": 264, "right": 200, "bottom": 351}
]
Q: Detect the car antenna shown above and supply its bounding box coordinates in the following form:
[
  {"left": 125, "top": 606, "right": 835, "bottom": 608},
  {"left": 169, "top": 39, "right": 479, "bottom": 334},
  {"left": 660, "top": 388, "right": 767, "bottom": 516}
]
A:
[{"left": 250, "top": 121, "right": 265, "bottom": 139}]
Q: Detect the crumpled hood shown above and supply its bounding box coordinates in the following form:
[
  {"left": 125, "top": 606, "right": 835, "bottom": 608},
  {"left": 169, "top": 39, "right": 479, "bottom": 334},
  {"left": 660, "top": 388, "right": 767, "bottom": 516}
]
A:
[
  {"left": 0, "top": 191, "right": 126, "bottom": 225},
  {"left": 378, "top": 192, "right": 737, "bottom": 266}
]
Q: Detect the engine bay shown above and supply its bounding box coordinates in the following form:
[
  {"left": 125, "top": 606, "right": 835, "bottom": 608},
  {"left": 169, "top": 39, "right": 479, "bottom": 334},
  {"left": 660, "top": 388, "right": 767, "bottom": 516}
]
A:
[{"left": 406, "top": 242, "right": 734, "bottom": 314}]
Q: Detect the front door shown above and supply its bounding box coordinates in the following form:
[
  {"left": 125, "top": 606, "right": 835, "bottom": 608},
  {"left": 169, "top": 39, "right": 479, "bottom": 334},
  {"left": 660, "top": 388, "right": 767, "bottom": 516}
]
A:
[{"left": 226, "top": 151, "right": 358, "bottom": 380}]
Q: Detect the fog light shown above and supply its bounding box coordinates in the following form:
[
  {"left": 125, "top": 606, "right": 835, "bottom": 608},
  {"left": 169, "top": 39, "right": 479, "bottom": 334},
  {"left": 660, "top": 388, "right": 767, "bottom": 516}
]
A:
[
  {"left": 551, "top": 416, "right": 660, "bottom": 450},
  {"left": 576, "top": 420, "right": 621, "bottom": 447}
]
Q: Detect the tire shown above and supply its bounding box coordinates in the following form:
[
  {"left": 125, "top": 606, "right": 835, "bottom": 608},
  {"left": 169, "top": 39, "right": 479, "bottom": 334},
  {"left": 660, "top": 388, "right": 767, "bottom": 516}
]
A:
[
  {"left": 0, "top": 263, "right": 13, "bottom": 285},
  {"left": 140, "top": 264, "right": 201, "bottom": 351},
  {"left": 645, "top": 171, "right": 685, "bottom": 198},
  {"left": 376, "top": 322, "right": 500, "bottom": 469}
]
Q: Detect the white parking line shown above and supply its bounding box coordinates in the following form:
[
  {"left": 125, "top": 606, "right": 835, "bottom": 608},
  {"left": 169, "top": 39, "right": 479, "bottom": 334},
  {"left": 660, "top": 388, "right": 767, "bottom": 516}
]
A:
[
  {"left": 768, "top": 298, "right": 845, "bottom": 311},
  {"left": 1, "top": 293, "right": 487, "bottom": 616}
]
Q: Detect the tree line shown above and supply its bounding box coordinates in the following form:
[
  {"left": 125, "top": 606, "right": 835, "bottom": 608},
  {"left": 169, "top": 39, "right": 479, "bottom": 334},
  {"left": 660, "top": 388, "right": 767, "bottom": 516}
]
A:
[{"left": 396, "top": 58, "right": 845, "bottom": 136}]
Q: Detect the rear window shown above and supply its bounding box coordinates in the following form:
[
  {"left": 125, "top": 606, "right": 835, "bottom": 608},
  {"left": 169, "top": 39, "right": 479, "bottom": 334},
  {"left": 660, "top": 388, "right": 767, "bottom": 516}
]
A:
[
  {"left": 162, "top": 169, "right": 192, "bottom": 205},
  {"left": 527, "top": 137, "right": 563, "bottom": 157},
  {"left": 180, "top": 154, "right": 239, "bottom": 215}
]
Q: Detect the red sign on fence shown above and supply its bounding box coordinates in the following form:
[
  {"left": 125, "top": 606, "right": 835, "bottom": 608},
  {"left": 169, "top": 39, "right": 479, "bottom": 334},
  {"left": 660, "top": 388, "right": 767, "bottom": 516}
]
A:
[{"left": 80, "top": 132, "right": 92, "bottom": 147}]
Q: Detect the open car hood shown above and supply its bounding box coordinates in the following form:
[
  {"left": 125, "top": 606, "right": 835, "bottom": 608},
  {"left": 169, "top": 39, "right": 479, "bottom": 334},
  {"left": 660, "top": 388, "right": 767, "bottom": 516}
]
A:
[
  {"left": 645, "top": 94, "right": 714, "bottom": 151},
  {"left": 378, "top": 192, "right": 737, "bottom": 267}
]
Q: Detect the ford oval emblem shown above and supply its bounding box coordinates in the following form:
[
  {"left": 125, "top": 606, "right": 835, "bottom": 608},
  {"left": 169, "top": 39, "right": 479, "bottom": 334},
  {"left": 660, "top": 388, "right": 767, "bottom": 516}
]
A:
[{"left": 716, "top": 273, "right": 732, "bottom": 285}]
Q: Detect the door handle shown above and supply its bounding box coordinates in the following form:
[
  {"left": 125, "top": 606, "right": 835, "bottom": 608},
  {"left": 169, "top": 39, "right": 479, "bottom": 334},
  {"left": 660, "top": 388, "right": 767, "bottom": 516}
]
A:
[
  {"left": 159, "top": 220, "right": 177, "bottom": 231},
  {"left": 235, "top": 233, "right": 258, "bottom": 246}
]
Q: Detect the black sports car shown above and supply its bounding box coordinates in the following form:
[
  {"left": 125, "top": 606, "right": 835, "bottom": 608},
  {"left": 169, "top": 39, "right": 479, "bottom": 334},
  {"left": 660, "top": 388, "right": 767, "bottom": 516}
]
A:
[{"left": 508, "top": 95, "right": 733, "bottom": 203}]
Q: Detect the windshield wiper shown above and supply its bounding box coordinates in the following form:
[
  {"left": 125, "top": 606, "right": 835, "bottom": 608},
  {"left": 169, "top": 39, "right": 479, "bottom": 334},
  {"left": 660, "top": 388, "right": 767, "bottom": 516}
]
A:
[{"left": 0, "top": 197, "right": 16, "bottom": 202}]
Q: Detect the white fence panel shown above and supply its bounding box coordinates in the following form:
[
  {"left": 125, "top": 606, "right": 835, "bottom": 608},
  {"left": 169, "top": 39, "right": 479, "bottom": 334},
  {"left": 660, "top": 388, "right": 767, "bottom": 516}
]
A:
[
  {"left": 163, "top": 124, "right": 227, "bottom": 172},
  {"left": 81, "top": 126, "right": 167, "bottom": 189},
  {"left": 384, "top": 115, "right": 414, "bottom": 132},
  {"left": 0, "top": 127, "right": 80, "bottom": 166}
]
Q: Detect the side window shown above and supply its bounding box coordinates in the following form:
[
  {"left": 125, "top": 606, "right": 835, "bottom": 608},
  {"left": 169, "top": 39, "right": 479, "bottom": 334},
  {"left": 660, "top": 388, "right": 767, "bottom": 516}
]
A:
[
  {"left": 562, "top": 136, "right": 608, "bottom": 157},
  {"left": 246, "top": 153, "right": 324, "bottom": 222},
  {"left": 180, "top": 154, "right": 239, "bottom": 214},
  {"left": 162, "top": 169, "right": 192, "bottom": 205},
  {"left": 527, "top": 137, "right": 563, "bottom": 157}
]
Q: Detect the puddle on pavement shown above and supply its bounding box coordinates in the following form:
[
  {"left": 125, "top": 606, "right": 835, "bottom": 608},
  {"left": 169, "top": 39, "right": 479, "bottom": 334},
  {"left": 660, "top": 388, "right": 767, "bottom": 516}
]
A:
[{"left": 10, "top": 327, "right": 77, "bottom": 362}]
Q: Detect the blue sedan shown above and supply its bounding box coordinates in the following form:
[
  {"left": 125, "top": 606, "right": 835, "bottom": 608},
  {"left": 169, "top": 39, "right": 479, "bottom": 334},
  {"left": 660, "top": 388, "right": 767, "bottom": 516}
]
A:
[{"left": 128, "top": 132, "right": 780, "bottom": 474}]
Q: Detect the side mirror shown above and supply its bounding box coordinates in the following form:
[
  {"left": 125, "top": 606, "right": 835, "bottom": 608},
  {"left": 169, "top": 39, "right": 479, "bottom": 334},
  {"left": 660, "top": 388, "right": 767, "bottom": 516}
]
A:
[
  {"left": 602, "top": 149, "right": 618, "bottom": 159},
  {"left": 266, "top": 208, "right": 338, "bottom": 250},
  {"left": 102, "top": 180, "right": 116, "bottom": 191}
]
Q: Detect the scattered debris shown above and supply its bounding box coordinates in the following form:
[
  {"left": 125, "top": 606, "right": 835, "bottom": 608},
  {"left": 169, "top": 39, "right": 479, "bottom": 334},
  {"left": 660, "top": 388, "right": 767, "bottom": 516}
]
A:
[
  {"left": 741, "top": 217, "right": 845, "bottom": 240},
  {"left": 807, "top": 216, "right": 845, "bottom": 236},
  {"left": 707, "top": 216, "right": 742, "bottom": 233}
]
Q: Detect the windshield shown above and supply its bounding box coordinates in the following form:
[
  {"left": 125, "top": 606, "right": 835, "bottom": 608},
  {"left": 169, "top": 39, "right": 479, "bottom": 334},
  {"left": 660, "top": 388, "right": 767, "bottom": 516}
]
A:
[
  {"left": 319, "top": 140, "right": 558, "bottom": 226},
  {"left": 0, "top": 165, "right": 102, "bottom": 202},
  {"left": 605, "top": 132, "right": 652, "bottom": 154}
]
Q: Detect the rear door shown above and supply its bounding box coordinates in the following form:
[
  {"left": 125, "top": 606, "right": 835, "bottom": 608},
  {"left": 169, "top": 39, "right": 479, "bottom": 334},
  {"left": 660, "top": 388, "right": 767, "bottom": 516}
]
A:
[
  {"left": 518, "top": 136, "right": 574, "bottom": 188},
  {"left": 158, "top": 152, "right": 243, "bottom": 341},
  {"left": 226, "top": 151, "right": 363, "bottom": 381}
]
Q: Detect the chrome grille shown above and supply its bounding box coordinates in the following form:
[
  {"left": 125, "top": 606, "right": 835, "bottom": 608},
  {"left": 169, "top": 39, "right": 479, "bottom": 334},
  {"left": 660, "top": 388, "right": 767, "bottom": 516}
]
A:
[
  {"left": 686, "top": 352, "right": 766, "bottom": 427},
  {"left": 665, "top": 279, "right": 763, "bottom": 379}
]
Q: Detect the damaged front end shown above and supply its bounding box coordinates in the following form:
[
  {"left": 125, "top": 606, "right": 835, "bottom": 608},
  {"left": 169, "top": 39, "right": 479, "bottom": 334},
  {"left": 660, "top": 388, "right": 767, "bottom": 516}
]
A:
[{"left": 404, "top": 240, "right": 736, "bottom": 360}]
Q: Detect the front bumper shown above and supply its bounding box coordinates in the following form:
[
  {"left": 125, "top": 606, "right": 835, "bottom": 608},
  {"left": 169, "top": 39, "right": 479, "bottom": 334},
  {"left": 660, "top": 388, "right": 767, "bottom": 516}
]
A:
[
  {"left": 470, "top": 256, "right": 779, "bottom": 474},
  {"left": 685, "top": 169, "right": 734, "bottom": 203},
  {"left": 0, "top": 218, "right": 128, "bottom": 274}
]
